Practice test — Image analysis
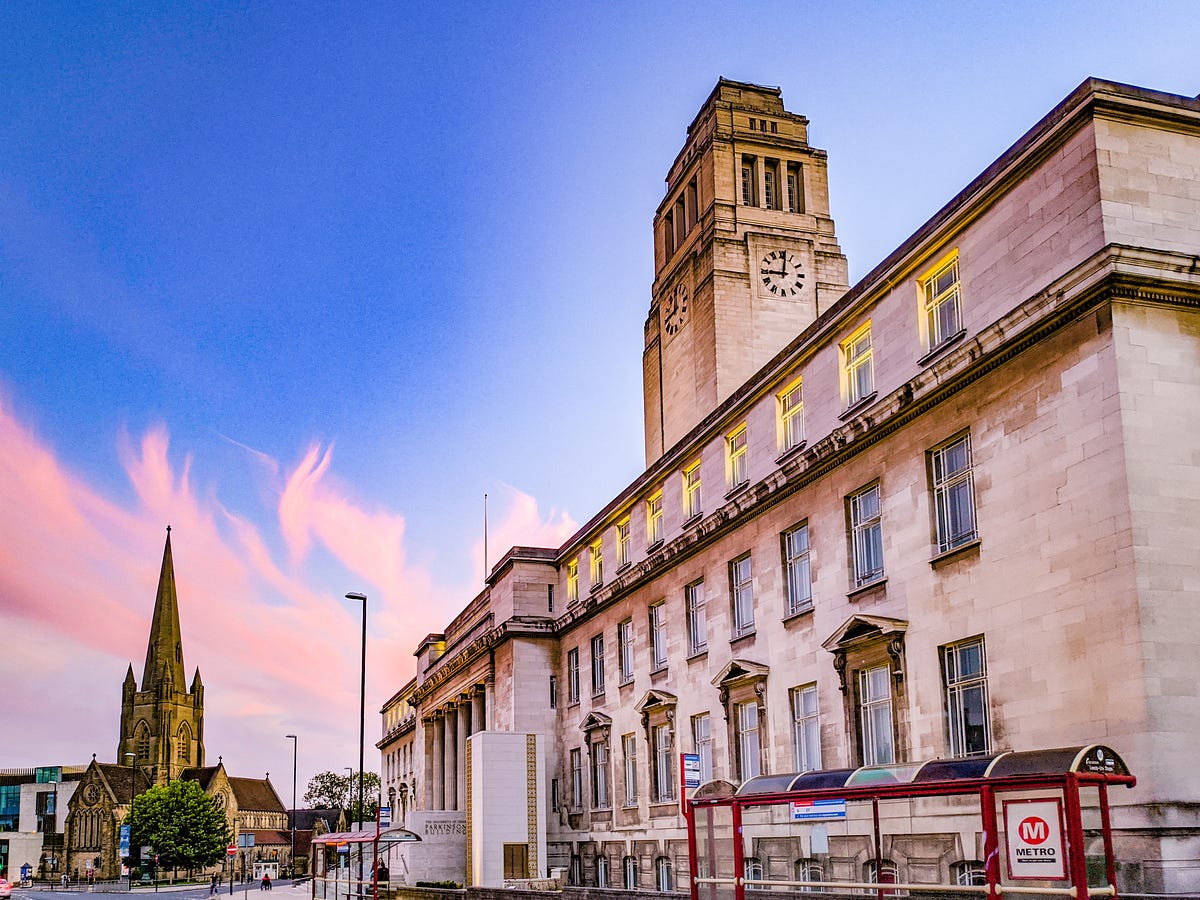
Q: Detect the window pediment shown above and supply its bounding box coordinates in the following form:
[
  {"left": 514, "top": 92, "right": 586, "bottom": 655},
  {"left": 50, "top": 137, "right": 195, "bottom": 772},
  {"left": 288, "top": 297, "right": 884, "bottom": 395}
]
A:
[
  {"left": 711, "top": 658, "right": 770, "bottom": 688},
  {"left": 634, "top": 689, "right": 678, "bottom": 715},
  {"left": 580, "top": 711, "right": 613, "bottom": 734},
  {"left": 821, "top": 615, "right": 908, "bottom": 652}
]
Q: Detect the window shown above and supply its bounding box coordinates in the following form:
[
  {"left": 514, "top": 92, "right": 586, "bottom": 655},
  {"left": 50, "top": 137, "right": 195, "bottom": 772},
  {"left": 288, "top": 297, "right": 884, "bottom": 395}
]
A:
[
  {"left": 570, "top": 748, "right": 584, "bottom": 808},
  {"left": 597, "top": 855, "right": 610, "bottom": 888},
  {"left": 736, "top": 700, "right": 761, "bottom": 780},
  {"left": 778, "top": 377, "right": 804, "bottom": 452},
  {"left": 652, "top": 723, "right": 675, "bottom": 801},
  {"left": 504, "top": 843, "right": 529, "bottom": 880},
  {"left": 791, "top": 684, "right": 821, "bottom": 771},
  {"left": 591, "top": 634, "right": 606, "bottom": 696},
  {"left": 617, "top": 517, "right": 631, "bottom": 568},
  {"left": 953, "top": 861, "right": 986, "bottom": 886},
  {"left": 744, "top": 858, "right": 764, "bottom": 890},
  {"left": 551, "top": 776, "right": 560, "bottom": 812},
  {"left": 730, "top": 554, "right": 755, "bottom": 637},
  {"left": 692, "top": 713, "right": 713, "bottom": 782},
  {"left": 656, "top": 857, "right": 674, "bottom": 892},
  {"left": 686, "top": 580, "right": 707, "bottom": 654},
  {"left": 623, "top": 856, "right": 638, "bottom": 889},
  {"left": 842, "top": 323, "right": 874, "bottom": 408},
  {"left": 567, "top": 648, "right": 580, "bottom": 704},
  {"left": 786, "top": 163, "right": 803, "bottom": 213},
  {"left": 741, "top": 156, "right": 757, "bottom": 206},
  {"left": 135, "top": 723, "right": 150, "bottom": 761},
  {"left": 549, "top": 674, "right": 558, "bottom": 709},
  {"left": 547, "top": 583, "right": 554, "bottom": 613},
  {"left": 865, "top": 860, "right": 899, "bottom": 894},
  {"left": 782, "top": 523, "right": 812, "bottom": 615},
  {"left": 931, "top": 433, "right": 977, "bottom": 553},
  {"left": 646, "top": 491, "right": 664, "bottom": 546},
  {"left": 849, "top": 483, "right": 884, "bottom": 587},
  {"left": 727, "top": 425, "right": 748, "bottom": 489},
  {"left": 591, "top": 739, "right": 610, "bottom": 808},
  {"left": 590, "top": 538, "right": 604, "bottom": 588},
  {"left": 622, "top": 734, "right": 638, "bottom": 805},
  {"left": 764, "top": 166, "right": 777, "bottom": 210},
  {"left": 683, "top": 461, "right": 702, "bottom": 519},
  {"left": 859, "top": 665, "right": 895, "bottom": 765},
  {"left": 794, "top": 859, "right": 824, "bottom": 891},
  {"left": 649, "top": 602, "right": 668, "bottom": 670},
  {"left": 569, "top": 856, "right": 582, "bottom": 887},
  {"left": 566, "top": 559, "right": 579, "bottom": 604},
  {"left": 177, "top": 723, "right": 191, "bottom": 762},
  {"left": 922, "top": 255, "right": 962, "bottom": 350},
  {"left": 944, "top": 638, "right": 991, "bottom": 756},
  {"left": 617, "top": 619, "right": 634, "bottom": 683}
]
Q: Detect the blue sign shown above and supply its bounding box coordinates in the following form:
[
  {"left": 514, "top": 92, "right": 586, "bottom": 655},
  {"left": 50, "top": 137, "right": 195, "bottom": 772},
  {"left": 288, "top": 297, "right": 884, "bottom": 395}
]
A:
[
  {"left": 790, "top": 799, "right": 846, "bottom": 820},
  {"left": 682, "top": 753, "right": 702, "bottom": 789},
  {"left": 119, "top": 824, "right": 131, "bottom": 857}
]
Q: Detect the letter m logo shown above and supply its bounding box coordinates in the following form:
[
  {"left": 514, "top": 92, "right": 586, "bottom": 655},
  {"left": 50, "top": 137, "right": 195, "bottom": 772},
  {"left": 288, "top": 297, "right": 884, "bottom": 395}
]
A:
[{"left": 1018, "top": 816, "right": 1049, "bottom": 844}]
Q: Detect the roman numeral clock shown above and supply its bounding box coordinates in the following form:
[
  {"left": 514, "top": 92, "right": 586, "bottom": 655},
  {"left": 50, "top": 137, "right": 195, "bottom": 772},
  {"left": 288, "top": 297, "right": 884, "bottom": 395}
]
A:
[{"left": 759, "top": 249, "right": 805, "bottom": 297}]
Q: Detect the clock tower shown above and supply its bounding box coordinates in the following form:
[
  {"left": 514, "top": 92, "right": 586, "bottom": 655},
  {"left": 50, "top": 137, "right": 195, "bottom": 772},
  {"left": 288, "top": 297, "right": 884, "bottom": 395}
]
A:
[{"left": 643, "top": 79, "right": 850, "bottom": 464}]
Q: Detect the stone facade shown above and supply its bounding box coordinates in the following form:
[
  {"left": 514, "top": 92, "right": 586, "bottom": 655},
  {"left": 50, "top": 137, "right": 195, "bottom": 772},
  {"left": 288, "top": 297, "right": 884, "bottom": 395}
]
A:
[{"left": 378, "top": 79, "right": 1200, "bottom": 895}]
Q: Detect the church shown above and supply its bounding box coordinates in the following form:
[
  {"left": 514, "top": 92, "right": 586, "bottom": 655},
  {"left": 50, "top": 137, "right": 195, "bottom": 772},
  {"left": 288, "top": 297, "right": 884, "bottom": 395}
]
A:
[{"left": 61, "top": 529, "right": 289, "bottom": 879}]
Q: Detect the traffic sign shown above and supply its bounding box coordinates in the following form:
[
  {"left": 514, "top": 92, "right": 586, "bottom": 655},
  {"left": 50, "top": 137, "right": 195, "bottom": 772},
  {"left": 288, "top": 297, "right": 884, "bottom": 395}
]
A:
[{"left": 227, "top": 844, "right": 237, "bottom": 858}]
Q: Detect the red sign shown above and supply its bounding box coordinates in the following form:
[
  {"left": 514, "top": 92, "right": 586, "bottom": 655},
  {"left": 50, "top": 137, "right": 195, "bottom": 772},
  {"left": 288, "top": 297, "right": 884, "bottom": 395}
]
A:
[
  {"left": 1018, "top": 817, "right": 1050, "bottom": 844},
  {"left": 1003, "top": 797, "right": 1066, "bottom": 880},
  {"left": 227, "top": 845, "right": 237, "bottom": 857}
]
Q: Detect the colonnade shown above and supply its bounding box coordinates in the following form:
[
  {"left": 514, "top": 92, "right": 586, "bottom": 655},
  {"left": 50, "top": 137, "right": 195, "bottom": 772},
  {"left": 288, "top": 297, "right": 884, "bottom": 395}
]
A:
[{"left": 425, "top": 680, "right": 492, "bottom": 811}]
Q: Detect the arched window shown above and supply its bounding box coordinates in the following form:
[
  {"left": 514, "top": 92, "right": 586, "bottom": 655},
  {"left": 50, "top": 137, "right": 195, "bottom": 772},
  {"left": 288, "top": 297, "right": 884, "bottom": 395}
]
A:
[
  {"left": 794, "top": 859, "right": 824, "bottom": 891},
  {"left": 953, "top": 861, "right": 986, "bottom": 886},
  {"left": 596, "top": 855, "right": 610, "bottom": 888},
  {"left": 569, "top": 855, "right": 582, "bottom": 886},
  {"left": 135, "top": 723, "right": 151, "bottom": 761},
  {"left": 623, "top": 855, "right": 638, "bottom": 889},
  {"left": 744, "top": 858, "right": 764, "bottom": 890},
  {"left": 177, "top": 723, "right": 192, "bottom": 762},
  {"left": 864, "top": 860, "right": 900, "bottom": 896},
  {"left": 655, "top": 856, "right": 673, "bottom": 892}
]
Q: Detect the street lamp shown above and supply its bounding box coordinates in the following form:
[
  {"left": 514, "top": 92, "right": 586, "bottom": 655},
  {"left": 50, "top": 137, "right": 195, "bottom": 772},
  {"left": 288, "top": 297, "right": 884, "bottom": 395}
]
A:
[
  {"left": 124, "top": 752, "right": 136, "bottom": 885},
  {"left": 344, "top": 591, "right": 367, "bottom": 830},
  {"left": 48, "top": 778, "right": 59, "bottom": 879},
  {"left": 285, "top": 735, "right": 297, "bottom": 879}
]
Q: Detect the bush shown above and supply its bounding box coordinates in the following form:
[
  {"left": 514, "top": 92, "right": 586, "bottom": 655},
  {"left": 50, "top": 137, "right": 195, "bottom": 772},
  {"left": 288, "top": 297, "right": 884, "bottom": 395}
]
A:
[{"left": 415, "top": 881, "right": 461, "bottom": 889}]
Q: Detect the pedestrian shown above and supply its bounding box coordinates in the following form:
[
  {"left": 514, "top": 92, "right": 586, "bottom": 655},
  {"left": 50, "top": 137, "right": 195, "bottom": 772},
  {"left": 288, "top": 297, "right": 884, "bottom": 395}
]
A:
[
  {"left": 260, "top": 873, "right": 271, "bottom": 891},
  {"left": 211, "top": 873, "right": 219, "bottom": 895}
]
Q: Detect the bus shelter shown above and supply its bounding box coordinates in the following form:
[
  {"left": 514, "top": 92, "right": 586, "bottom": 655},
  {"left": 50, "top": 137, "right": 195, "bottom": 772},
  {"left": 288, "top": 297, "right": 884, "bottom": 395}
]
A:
[
  {"left": 311, "top": 828, "right": 420, "bottom": 900},
  {"left": 686, "top": 745, "right": 1134, "bottom": 900}
]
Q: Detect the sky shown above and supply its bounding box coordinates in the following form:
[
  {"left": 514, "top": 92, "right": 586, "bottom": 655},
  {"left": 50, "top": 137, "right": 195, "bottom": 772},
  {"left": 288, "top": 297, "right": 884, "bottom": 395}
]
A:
[{"left": 1, "top": 1, "right": 1196, "bottom": 797}]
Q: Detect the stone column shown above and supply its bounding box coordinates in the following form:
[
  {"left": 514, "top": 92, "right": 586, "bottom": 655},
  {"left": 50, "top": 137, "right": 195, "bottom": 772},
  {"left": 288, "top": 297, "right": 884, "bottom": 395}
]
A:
[
  {"left": 472, "top": 687, "right": 486, "bottom": 733},
  {"left": 444, "top": 703, "right": 458, "bottom": 811},
  {"left": 484, "top": 676, "right": 495, "bottom": 730},
  {"left": 461, "top": 693, "right": 474, "bottom": 738},
  {"left": 429, "top": 714, "right": 444, "bottom": 810},
  {"left": 456, "top": 702, "right": 469, "bottom": 810}
]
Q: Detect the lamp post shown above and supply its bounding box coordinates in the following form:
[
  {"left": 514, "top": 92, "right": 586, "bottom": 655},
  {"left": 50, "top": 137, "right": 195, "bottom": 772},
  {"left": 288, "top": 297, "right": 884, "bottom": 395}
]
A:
[
  {"left": 48, "top": 778, "right": 59, "bottom": 880},
  {"left": 344, "top": 591, "right": 367, "bottom": 835},
  {"left": 124, "top": 752, "right": 136, "bottom": 885},
  {"left": 285, "top": 735, "right": 297, "bottom": 880}
]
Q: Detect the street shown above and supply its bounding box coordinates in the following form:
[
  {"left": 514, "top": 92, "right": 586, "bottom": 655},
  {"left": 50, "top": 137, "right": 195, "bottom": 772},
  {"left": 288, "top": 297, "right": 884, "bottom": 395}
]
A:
[{"left": 11, "top": 882, "right": 310, "bottom": 900}]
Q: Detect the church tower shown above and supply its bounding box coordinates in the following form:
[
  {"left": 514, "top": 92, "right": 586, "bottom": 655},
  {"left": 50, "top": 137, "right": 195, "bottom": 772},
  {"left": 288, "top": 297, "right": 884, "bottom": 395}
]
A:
[
  {"left": 643, "top": 79, "right": 850, "bottom": 464},
  {"left": 117, "top": 528, "right": 205, "bottom": 783}
]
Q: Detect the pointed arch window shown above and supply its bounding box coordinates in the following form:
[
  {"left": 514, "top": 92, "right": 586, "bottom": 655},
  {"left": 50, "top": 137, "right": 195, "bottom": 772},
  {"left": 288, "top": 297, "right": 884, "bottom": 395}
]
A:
[
  {"left": 135, "top": 722, "right": 151, "bottom": 761},
  {"left": 177, "top": 723, "right": 192, "bottom": 763}
]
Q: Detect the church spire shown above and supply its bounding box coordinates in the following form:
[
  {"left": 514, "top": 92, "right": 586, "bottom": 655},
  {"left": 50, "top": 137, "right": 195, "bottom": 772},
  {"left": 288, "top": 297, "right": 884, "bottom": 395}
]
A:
[{"left": 141, "top": 526, "right": 187, "bottom": 693}]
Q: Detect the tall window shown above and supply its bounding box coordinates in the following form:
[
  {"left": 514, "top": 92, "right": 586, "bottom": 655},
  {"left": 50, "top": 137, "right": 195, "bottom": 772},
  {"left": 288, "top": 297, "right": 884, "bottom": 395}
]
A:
[
  {"left": 744, "top": 859, "right": 764, "bottom": 891},
  {"left": 547, "top": 583, "right": 554, "bottom": 613},
  {"left": 566, "top": 559, "right": 579, "bottom": 604},
  {"left": 617, "top": 618, "right": 634, "bottom": 683},
  {"left": 656, "top": 857, "right": 674, "bottom": 892},
  {"left": 649, "top": 602, "right": 668, "bottom": 670},
  {"left": 683, "top": 461, "right": 702, "bottom": 519},
  {"left": 849, "top": 483, "right": 884, "bottom": 587},
  {"left": 736, "top": 700, "right": 761, "bottom": 780},
  {"left": 591, "top": 634, "right": 606, "bottom": 696},
  {"left": 778, "top": 377, "right": 804, "bottom": 452},
  {"left": 944, "top": 638, "right": 991, "bottom": 756},
  {"left": 135, "top": 722, "right": 150, "bottom": 761},
  {"left": 842, "top": 323, "right": 874, "bottom": 408},
  {"left": 931, "top": 433, "right": 977, "bottom": 553},
  {"left": 177, "top": 723, "right": 191, "bottom": 762},
  {"left": 647, "top": 490, "right": 664, "bottom": 546},
  {"left": 692, "top": 713, "right": 713, "bottom": 782},
  {"left": 549, "top": 675, "right": 557, "bottom": 709},
  {"left": 686, "top": 580, "right": 707, "bottom": 654},
  {"left": 922, "top": 255, "right": 962, "bottom": 350},
  {"left": 567, "top": 648, "right": 580, "bottom": 704},
  {"left": 570, "top": 748, "right": 584, "bottom": 808},
  {"left": 859, "top": 665, "right": 894, "bottom": 765},
  {"left": 597, "top": 855, "right": 610, "bottom": 888},
  {"left": 727, "top": 425, "right": 748, "bottom": 489},
  {"left": 790, "top": 684, "right": 821, "bottom": 771},
  {"left": 786, "top": 164, "right": 802, "bottom": 213},
  {"left": 623, "top": 856, "right": 638, "bottom": 889},
  {"left": 741, "top": 156, "right": 757, "bottom": 206},
  {"left": 617, "top": 517, "right": 631, "bottom": 568},
  {"left": 794, "top": 859, "right": 824, "bottom": 892},
  {"left": 590, "top": 539, "right": 603, "bottom": 588},
  {"left": 591, "top": 739, "right": 610, "bottom": 808},
  {"left": 763, "top": 166, "right": 777, "bottom": 210},
  {"left": 730, "top": 554, "right": 755, "bottom": 637},
  {"left": 652, "top": 723, "right": 675, "bottom": 802},
  {"left": 782, "top": 523, "right": 812, "bottom": 615},
  {"left": 622, "top": 734, "right": 638, "bottom": 805}
]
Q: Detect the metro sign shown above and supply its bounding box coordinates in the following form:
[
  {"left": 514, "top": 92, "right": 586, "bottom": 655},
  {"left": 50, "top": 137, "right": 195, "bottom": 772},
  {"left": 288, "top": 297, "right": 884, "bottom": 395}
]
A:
[{"left": 1004, "top": 798, "right": 1066, "bottom": 880}]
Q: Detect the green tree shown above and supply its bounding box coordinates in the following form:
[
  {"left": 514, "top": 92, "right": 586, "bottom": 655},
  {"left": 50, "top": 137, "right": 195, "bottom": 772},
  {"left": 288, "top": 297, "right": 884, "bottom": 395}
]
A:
[
  {"left": 303, "top": 771, "right": 380, "bottom": 822},
  {"left": 127, "top": 780, "right": 230, "bottom": 872}
]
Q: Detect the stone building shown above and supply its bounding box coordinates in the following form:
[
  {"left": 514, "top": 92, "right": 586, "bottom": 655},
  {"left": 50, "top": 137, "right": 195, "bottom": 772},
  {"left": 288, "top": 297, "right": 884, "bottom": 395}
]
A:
[{"left": 379, "top": 78, "right": 1200, "bottom": 894}]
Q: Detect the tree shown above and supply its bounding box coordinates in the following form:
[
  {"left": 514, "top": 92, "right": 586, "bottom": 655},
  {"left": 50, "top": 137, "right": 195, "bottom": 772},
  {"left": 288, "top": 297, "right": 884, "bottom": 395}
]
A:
[
  {"left": 303, "top": 771, "right": 381, "bottom": 822},
  {"left": 127, "top": 780, "right": 230, "bottom": 872}
]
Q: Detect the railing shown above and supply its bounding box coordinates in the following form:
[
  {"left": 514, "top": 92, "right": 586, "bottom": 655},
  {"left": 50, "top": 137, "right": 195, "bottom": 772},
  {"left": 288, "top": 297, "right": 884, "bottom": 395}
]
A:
[{"left": 694, "top": 877, "right": 1120, "bottom": 898}]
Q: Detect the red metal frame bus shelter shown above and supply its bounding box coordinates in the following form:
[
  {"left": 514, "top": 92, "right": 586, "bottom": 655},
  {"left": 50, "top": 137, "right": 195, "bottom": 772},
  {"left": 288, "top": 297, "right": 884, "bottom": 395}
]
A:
[{"left": 686, "top": 745, "right": 1134, "bottom": 900}]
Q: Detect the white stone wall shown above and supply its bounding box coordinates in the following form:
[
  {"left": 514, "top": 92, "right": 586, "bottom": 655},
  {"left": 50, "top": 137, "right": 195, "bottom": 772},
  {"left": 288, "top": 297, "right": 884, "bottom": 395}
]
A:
[{"left": 467, "top": 732, "right": 544, "bottom": 887}]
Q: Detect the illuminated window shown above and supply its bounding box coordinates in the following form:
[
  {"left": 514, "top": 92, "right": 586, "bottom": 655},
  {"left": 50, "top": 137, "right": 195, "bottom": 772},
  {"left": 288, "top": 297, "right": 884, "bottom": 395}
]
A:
[
  {"left": 782, "top": 522, "right": 812, "bottom": 615},
  {"left": 649, "top": 602, "right": 668, "bottom": 670},
  {"left": 921, "top": 254, "right": 962, "bottom": 351},
  {"left": 692, "top": 713, "right": 712, "bottom": 782},
  {"left": 727, "top": 425, "right": 748, "bottom": 489},
  {"left": 616, "top": 517, "right": 631, "bottom": 568},
  {"left": 859, "top": 665, "right": 894, "bottom": 765},
  {"left": 567, "top": 648, "right": 580, "bottom": 705},
  {"left": 842, "top": 323, "right": 874, "bottom": 408},
  {"left": 683, "top": 461, "right": 702, "bottom": 520},
  {"left": 646, "top": 491, "right": 664, "bottom": 546},
  {"left": 686, "top": 580, "right": 707, "bottom": 654},
  {"left": 590, "top": 634, "right": 605, "bottom": 696},
  {"left": 589, "top": 538, "right": 603, "bottom": 588},
  {"left": 848, "top": 483, "right": 884, "bottom": 587},
  {"left": 944, "top": 638, "right": 991, "bottom": 756},
  {"left": 931, "top": 433, "right": 977, "bottom": 553},
  {"left": 617, "top": 618, "right": 633, "bottom": 683},
  {"left": 778, "top": 377, "right": 804, "bottom": 452},
  {"left": 730, "top": 554, "right": 754, "bottom": 637},
  {"left": 622, "top": 735, "right": 638, "bottom": 805},
  {"left": 652, "top": 724, "right": 675, "bottom": 802},
  {"left": 736, "top": 700, "right": 761, "bottom": 780},
  {"left": 566, "top": 559, "right": 579, "bottom": 604},
  {"left": 790, "top": 684, "right": 821, "bottom": 771}
]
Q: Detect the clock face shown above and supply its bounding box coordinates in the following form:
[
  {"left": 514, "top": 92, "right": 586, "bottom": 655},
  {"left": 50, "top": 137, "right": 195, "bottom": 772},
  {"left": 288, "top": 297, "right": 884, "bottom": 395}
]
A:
[
  {"left": 759, "top": 250, "right": 805, "bottom": 297},
  {"left": 662, "top": 281, "right": 689, "bottom": 336}
]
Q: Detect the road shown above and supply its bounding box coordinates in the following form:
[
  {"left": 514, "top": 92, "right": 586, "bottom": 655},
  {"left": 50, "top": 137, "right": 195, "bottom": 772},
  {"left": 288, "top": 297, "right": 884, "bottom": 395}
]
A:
[{"left": 11, "top": 882, "right": 310, "bottom": 900}]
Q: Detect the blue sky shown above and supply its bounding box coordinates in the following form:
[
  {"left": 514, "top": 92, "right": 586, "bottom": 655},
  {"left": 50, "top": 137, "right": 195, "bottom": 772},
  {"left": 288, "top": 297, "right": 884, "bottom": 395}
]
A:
[{"left": 1, "top": 1, "right": 1195, "bottom": 791}]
